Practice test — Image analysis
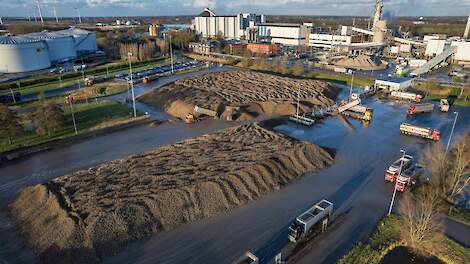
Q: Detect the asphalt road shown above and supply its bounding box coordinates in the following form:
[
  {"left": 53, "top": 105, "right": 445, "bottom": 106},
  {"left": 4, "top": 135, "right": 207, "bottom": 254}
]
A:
[{"left": 0, "top": 83, "right": 468, "bottom": 264}]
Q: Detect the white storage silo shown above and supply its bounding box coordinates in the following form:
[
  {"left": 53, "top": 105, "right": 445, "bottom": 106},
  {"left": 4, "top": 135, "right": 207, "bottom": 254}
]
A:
[
  {"left": 26, "top": 31, "right": 77, "bottom": 63},
  {"left": 58, "top": 28, "right": 98, "bottom": 54},
  {"left": 0, "top": 36, "right": 51, "bottom": 73}
]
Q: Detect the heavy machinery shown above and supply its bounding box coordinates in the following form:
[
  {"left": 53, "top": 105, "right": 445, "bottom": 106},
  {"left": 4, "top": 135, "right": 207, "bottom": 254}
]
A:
[
  {"left": 143, "top": 74, "right": 160, "bottom": 84},
  {"left": 439, "top": 99, "right": 450, "bottom": 112},
  {"left": 399, "top": 123, "right": 440, "bottom": 141},
  {"left": 342, "top": 105, "right": 373, "bottom": 121},
  {"left": 233, "top": 251, "right": 259, "bottom": 264},
  {"left": 385, "top": 154, "right": 413, "bottom": 182},
  {"left": 395, "top": 164, "right": 426, "bottom": 192},
  {"left": 407, "top": 103, "right": 434, "bottom": 115},
  {"left": 185, "top": 105, "right": 218, "bottom": 124},
  {"left": 288, "top": 199, "right": 333, "bottom": 243},
  {"left": 390, "top": 91, "right": 422, "bottom": 103}
]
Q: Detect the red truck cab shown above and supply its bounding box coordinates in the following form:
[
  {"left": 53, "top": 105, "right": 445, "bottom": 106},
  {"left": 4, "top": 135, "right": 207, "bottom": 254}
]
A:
[{"left": 432, "top": 130, "right": 441, "bottom": 141}]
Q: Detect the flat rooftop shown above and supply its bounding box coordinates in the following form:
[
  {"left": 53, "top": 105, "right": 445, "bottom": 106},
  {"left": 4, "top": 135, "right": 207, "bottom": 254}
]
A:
[{"left": 376, "top": 76, "right": 412, "bottom": 83}]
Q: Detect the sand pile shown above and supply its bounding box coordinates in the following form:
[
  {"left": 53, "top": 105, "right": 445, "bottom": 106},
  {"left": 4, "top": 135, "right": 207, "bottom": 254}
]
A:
[
  {"left": 8, "top": 123, "right": 334, "bottom": 263},
  {"left": 331, "top": 55, "right": 386, "bottom": 70},
  {"left": 139, "top": 70, "right": 338, "bottom": 121}
]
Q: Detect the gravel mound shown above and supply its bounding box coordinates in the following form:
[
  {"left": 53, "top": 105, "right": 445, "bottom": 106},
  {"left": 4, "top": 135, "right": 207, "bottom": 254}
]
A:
[
  {"left": 139, "top": 70, "right": 338, "bottom": 120},
  {"left": 331, "top": 55, "right": 386, "bottom": 70},
  {"left": 8, "top": 123, "right": 334, "bottom": 263}
]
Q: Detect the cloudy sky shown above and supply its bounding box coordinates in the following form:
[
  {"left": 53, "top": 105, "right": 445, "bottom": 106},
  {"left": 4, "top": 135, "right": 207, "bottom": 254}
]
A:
[{"left": 0, "top": 0, "right": 469, "bottom": 17}]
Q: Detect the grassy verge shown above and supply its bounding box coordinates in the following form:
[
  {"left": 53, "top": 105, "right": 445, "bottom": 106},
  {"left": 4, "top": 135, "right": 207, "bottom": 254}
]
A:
[
  {"left": 338, "top": 215, "right": 470, "bottom": 264},
  {"left": 1, "top": 57, "right": 168, "bottom": 96},
  {"left": 449, "top": 207, "right": 470, "bottom": 225},
  {"left": 413, "top": 83, "right": 470, "bottom": 107},
  {"left": 1, "top": 100, "right": 141, "bottom": 153}
]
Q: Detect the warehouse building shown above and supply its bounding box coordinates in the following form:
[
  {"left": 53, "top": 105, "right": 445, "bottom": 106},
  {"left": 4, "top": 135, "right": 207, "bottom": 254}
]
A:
[
  {"left": 375, "top": 76, "right": 413, "bottom": 92},
  {"left": 308, "top": 34, "right": 353, "bottom": 50},
  {"left": 257, "top": 23, "right": 309, "bottom": 46},
  {"left": 0, "top": 28, "right": 98, "bottom": 73},
  {"left": 192, "top": 8, "right": 264, "bottom": 40},
  {"left": 451, "top": 41, "right": 470, "bottom": 64}
]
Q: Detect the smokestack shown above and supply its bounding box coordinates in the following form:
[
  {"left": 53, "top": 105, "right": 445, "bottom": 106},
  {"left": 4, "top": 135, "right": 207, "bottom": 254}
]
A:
[
  {"left": 464, "top": 15, "right": 470, "bottom": 39},
  {"left": 373, "top": 0, "right": 383, "bottom": 29},
  {"left": 0, "top": 17, "right": 3, "bottom": 25}
]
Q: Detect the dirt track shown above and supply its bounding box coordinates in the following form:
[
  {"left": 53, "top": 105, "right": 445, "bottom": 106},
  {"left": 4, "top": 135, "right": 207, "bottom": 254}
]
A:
[
  {"left": 139, "top": 70, "right": 338, "bottom": 121},
  {"left": 8, "top": 123, "right": 334, "bottom": 263}
]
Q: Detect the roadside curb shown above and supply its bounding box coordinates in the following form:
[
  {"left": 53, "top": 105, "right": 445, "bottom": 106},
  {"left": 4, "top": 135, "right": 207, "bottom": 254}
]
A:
[
  {"left": 0, "top": 116, "right": 163, "bottom": 165},
  {"left": 447, "top": 216, "right": 470, "bottom": 227}
]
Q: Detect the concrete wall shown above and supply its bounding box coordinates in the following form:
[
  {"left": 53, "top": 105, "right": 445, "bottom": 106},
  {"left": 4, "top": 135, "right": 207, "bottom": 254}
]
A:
[
  {"left": 0, "top": 41, "right": 51, "bottom": 73},
  {"left": 193, "top": 16, "right": 241, "bottom": 39},
  {"left": 451, "top": 41, "right": 470, "bottom": 63},
  {"left": 425, "top": 39, "right": 446, "bottom": 57},
  {"left": 257, "top": 24, "right": 307, "bottom": 46},
  {"left": 308, "top": 34, "right": 352, "bottom": 49}
]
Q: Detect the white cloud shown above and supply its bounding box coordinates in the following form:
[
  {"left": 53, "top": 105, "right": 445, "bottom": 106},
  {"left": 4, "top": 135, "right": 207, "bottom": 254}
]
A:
[{"left": 193, "top": 0, "right": 216, "bottom": 8}]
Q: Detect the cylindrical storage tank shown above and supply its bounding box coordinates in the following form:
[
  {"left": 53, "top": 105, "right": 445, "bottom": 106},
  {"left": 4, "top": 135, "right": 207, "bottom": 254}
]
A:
[
  {"left": 26, "top": 31, "right": 77, "bottom": 63},
  {"left": 0, "top": 36, "right": 51, "bottom": 73},
  {"left": 58, "top": 28, "right": 98, "bottom": 55}
]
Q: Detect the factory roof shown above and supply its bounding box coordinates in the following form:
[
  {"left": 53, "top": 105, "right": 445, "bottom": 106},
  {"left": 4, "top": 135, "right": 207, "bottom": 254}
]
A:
[
  {"left": 258, "top": 23, "right": 303, "bottom": 28},
  {"left": 0, "top": 35, "right": 43, "bottom": 45},
  {"left": 56, "top": 27, "right": 93, "bottom": 36},
  {"left": 25, "top": 31, "right": 73, "bottom": 39},
  {"left": 376, "top": 76, "right": 412, "bottom": 83}
]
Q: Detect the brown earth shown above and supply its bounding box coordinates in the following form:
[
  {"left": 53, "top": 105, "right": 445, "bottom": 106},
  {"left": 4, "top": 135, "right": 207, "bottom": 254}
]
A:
[
  {"left": 8, "top": 123, "right": 334, "bottom": 263},
  {"left": 139, "top": 70, "right": 338, "bottom": 121},
  {"left": 331, "top": 55, "right": 387, "bottom": 70}
]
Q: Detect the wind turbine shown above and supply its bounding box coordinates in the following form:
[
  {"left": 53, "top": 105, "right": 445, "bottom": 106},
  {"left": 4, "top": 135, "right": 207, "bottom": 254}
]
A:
[
  {"left": 36, "top": 0, "right": 44, "bottom": 26},
  {"left": 74, "top": 7, "right": 82, "bottom": 24},
  {"left": 53, "top": 6, "right": 59, "bottom": 23}
]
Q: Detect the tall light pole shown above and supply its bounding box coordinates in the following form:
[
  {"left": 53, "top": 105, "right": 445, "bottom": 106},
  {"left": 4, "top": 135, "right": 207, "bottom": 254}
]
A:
[
  {"left": 349, "top": 72, "right": 354, "bottom": 100},
  {"left": 296, "top": 84, "right": 301, "bottom": 117},
  {"left": 128, "top": 52, "right": 137, "bottom": 117},
  {"left": 388, "top": 149, "right": 406, "bottom": 216},
  {"left": 166, "top": 33, "right": 174, "bottom": 74},
  {"left": 69, "top": 99, "right": 78, "bottom": 135},
  {"left": 445, "top": 111, "right": 459, "bottom": 155}
]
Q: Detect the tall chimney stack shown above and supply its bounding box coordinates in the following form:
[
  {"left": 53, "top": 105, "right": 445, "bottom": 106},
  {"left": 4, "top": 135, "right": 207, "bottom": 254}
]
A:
[{"left": 464, "top": 15, "right": 470, "bottom": 39}]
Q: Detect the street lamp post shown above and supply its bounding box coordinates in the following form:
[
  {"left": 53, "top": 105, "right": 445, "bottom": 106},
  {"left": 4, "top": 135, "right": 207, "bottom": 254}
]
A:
[
  {"left": 388, "top": 149, "right": 406, "bottom": 216},
  {"left": 169, "top": 34, "right": 174, "bottom": 74},
  {"left": 349, "top": 72, "right": 354, "bottom": 100},
  {"left": 128, "top": 52, "right": 137, "bottom": 117},
  {"left": 445, "top": 112, "right": 459, "bottom": 155},
  {"left": 69, "top": 100, "right": 78, "bottom": 135}
]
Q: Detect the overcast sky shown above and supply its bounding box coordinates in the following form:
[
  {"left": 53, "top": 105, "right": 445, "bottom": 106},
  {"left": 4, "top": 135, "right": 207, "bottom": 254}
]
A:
[{"left": 1, "top": 0, "right": 469, "bottom": 18}]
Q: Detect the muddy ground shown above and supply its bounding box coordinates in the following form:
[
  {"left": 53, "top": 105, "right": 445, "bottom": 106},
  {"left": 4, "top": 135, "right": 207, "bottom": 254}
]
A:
[
  {"left": 8, "top": 123, "right": 334, "bottom": 263},
  {"left": 139, "top": 70, "right": 338, "bottom": 121}
]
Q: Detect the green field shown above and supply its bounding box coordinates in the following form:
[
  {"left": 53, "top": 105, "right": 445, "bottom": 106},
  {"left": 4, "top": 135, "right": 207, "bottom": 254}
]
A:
[
  {"left": 0, "top": 57, "right": 167, "bottom": 96},
  {"left": 1, "top": 101, "right": 138, "bottom": 153}
]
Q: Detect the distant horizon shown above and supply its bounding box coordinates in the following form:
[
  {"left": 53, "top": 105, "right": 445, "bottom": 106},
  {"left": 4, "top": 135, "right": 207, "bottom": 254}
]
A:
[{"left": 1, "top": 0, "right": 469, "bottom": 18}]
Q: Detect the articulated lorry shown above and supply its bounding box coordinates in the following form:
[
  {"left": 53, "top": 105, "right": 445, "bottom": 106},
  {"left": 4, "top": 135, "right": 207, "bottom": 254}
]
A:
[
  {"left": 407, "top": 103, "right": 434, "bottom": 115},
  {"left": 390, "top": 91, "right": 422, "bottom": 103},
  {"left": 399, "top": 123, "right": 440, "bottom": 141},
  {"left": 395, "top": 165, "right": 426, "bottom": 192},
  {"left": 385, "top": 154, "right": 413, "bottom": 182},
  {"left": 342, "top": 105, "right": 373, "bottom": 121},
  {"left": 288, "top": 199, "right": 333, "bottom": 243}
]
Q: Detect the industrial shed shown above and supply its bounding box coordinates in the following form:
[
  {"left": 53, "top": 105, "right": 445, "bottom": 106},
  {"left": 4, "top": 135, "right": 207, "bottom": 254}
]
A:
[{"left": 0, "top": 36, "right": 51, "bottom": 73}]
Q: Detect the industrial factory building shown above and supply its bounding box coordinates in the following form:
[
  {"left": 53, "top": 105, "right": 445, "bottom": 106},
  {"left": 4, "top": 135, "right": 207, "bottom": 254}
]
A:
[
  {"left": 0, "top": 28, "right": 98, "bottom": 73},
  {"left": 257, "top": 23, "right": 308, "bottom": 46},
  {"left": 192, "top": 8, "right": 265, "bottom": 40}
]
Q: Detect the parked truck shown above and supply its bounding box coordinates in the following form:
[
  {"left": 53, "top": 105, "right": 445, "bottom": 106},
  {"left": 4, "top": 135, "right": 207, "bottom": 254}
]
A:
[
  {"left": 143, "top": 74, "right": 160, "bottom": 84},
  {"left": 342, "top": 105, "right": 373, "bottom": 121},
  {"left": 407, "top": 103, "right": 434, "bottom": 115},
  {"left": 439, "top": 99, "right": 450, "bottom": 112},
  {"left": 395, "top": 164, "right": 426, "bottom": 192},
  {"left": 390, "top": 91, "right": 422, "bottom": 103},
  {"left": 288, "top": 199, "right": 333, "bottom": 243},
  {"left": 233, "top": 251, "right": 258, "bottom": 264},
  {"left": 399, "top": 123, "right": 440, "bottom": 141},
  {"left": 385, "top": 154, "right": 413, "bottom": 182}
]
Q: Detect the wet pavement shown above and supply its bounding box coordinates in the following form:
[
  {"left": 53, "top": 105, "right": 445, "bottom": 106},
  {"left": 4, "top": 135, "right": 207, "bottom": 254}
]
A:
[{"left": 0, "top": 82, "right": 469, "bottom": 264}]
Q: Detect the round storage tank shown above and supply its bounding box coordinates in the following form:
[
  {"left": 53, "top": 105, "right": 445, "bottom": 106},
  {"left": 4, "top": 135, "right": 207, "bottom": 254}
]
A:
[
  {"left": 58, "top": 28, "right": 98, "bottom": 54},
  {"left": 0, "top": 36, "right": 51, "bottom": 73},
  {"left": 26, "top": 31, "right": 77, "bottom": 63}
]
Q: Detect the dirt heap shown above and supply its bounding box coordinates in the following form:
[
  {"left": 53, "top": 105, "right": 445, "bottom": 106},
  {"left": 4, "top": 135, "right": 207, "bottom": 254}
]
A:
[
  {"left": 331, "top": 55, "right": 387, "bottom": 70},
  {"left": 8, "top": 123, "right": 334, "bottom": 263},
  {"left": 139, "top": 70, "right": 338, "bottom": 121}
]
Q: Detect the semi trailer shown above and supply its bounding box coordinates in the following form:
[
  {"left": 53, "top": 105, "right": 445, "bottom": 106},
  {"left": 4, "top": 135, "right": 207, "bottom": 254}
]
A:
[
  {"left": 288, "top": 199, "right": 333, "bottom": 243},
  {"left": 385, "top": 154, "right": 413, "bottom": 182},
  {"left": 399, "top": 123, "right": 440, "bottom": 141},
  {"left": 395, "top": 165, "right": 426, "bottom": 192},
  {"left": 407, "top": 103, "right": 434, "bottom": 115},
  {"left": 390, "top": 91, "right": 422, "bottom": 103}
]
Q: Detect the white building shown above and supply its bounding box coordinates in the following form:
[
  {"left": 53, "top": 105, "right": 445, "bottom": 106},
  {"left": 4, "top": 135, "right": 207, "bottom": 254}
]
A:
[
  {"left": 192, "top": 8, "right": 264, "bottom": 40},
  {"left": 451, "top": 41, "right": 470, "bottom": 64},
  {"left": 375, "top": 77, "right": 413, "bottom": 92},
  {"left": 308, "top": 34, "right": 352, "bottom": 50},
  {"left": 257, "top": 23, "right": 308, "bottom": 46},
  {"left": 425, "top": 39, "right": 446, "bottom": 57}
]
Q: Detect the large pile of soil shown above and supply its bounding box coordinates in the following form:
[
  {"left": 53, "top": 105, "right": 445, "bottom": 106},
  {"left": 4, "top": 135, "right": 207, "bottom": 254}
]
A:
[
  {"left": 8, "top": 123, "right": 334, "bottom": 263},
  {"left": 139, "top": 70, "right": 338, "bottom": 121},
  {"left": 331, "top": 55, "right": 387, "bottom": 70}
]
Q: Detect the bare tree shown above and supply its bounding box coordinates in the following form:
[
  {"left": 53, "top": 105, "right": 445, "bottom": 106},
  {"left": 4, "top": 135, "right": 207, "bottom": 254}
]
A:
[
  {"left": 33, "top": 103, "right": 65, "bottom": 137},
  {"left": 292, "top": 60, "right": 305, "bottom": 76},
  {"left": 399, "top": 186, "right": 443, "bottom": 255},
  {"left": 0, "top": 104, "right": 23, "bottom": 145}
]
